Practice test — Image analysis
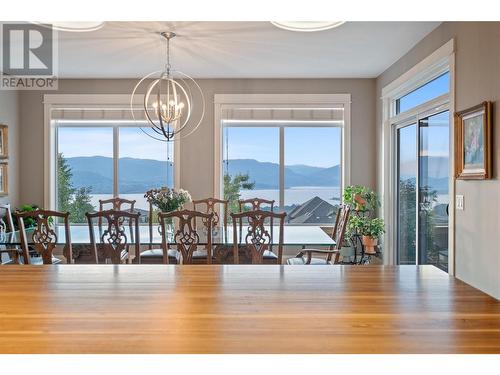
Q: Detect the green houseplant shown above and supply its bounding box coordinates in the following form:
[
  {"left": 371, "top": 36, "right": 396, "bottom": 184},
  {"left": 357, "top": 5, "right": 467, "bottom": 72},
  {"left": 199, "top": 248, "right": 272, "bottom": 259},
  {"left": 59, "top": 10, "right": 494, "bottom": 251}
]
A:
[
  {"left": 342, "top": 185, "right": 379, "bottom": 212},
  {"left": 348, "top": 216, "right": 385, "bottom": 254},
  {"left": 15, "top": 204, "right": 44, "bottom": 229}
]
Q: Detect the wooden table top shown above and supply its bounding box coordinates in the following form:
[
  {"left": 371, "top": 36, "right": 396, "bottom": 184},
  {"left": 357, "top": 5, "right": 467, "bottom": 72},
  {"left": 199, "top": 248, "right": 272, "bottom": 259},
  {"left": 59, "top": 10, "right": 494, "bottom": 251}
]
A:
[{"left": 0, "top": 265, "right": 499, "bottom": 354}]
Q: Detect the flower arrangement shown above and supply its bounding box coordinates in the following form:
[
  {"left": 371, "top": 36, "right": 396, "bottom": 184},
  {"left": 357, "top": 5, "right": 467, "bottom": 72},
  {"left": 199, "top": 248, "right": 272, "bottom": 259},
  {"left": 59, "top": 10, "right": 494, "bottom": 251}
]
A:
[{"left": 144, "top": 187, "right": 191, "bottom": 212}]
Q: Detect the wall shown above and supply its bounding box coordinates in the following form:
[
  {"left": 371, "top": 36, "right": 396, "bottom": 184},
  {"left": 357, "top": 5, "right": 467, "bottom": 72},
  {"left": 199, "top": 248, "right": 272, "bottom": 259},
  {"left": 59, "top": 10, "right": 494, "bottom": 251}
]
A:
[
  {"left": 18, "top": 78, "right": 377, "bottom": 205},
  {"left": 376, "top": 22, "right": 500, "bottom": 299},
  {"left": 0, "top": 90, "right": 20, "bottom": 208}
]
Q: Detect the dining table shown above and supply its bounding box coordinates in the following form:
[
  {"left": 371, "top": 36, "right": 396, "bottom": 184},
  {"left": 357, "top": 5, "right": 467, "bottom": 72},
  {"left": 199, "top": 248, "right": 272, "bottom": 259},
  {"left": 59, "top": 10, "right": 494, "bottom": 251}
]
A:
[
  {"left": 0, "top": 224, "right": 335, "bottom": 246},
  {"left": 0, "top": 224, "right": 336, "bottom": 263},
  {"left": 0, "top": 264, "right": 499, "bottom": 354}
]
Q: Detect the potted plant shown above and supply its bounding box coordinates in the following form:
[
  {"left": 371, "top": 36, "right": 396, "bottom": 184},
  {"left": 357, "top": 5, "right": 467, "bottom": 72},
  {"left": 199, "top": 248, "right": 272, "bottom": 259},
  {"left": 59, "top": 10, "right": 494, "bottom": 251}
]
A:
[
  {"left": 348, "top": 216, "right": 385, "bottom": 255},
  {"left": 342, "top": 185, "right": 379, "bottom": 212},
  {"left": 14, "top": 204, "right": 51, "bottom": 230}
]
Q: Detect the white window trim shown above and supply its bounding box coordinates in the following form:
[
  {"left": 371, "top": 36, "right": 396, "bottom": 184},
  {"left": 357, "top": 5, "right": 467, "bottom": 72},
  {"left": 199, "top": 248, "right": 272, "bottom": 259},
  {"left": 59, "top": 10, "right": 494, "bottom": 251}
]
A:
[
  {"left": 43, "top": 94, "right": 181, "bottom": 210},
  {"left": 380, "top": 39, "right": 456, "bottom": 274},
  {"left": 213, "top": 93, "right": 351, "bottom": 219}
]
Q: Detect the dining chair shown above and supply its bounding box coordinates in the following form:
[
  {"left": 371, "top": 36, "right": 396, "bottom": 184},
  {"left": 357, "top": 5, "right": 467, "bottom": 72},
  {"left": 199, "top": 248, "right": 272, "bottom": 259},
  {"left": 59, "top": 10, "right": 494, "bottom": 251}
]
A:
[
  {"left": 192, "top": 197, "right": 228, "bottom": 232},
  {"left": 287, "top": 205, "right": 351, "bottom": 265},
  {"left": 0, "top": 204, "right": 21, "bottom": 264},
  {"left": 159, "top": 209, "right": 214, "bottom": 264},
  {"left": 231, "top": 210, "right": 286, "bottom": 264},
  {"left": 86, "top": 209, "right": 140, "bottom": 264},
  {"left": 14, "top": 209, "right": 73, "bottom": 265},
  {"left": 238, "top": 198, "right": 276, "bottom": 250}
]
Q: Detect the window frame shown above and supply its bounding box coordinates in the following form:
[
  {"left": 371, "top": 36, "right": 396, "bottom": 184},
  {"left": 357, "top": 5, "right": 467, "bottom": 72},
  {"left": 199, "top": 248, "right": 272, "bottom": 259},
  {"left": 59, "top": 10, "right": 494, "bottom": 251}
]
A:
[
  {"left": 44, "top": 94, "right": 180, "bottom": 211},
  {"left": 380, "top": 39, "right": 455, "bottom": 273},
  {"left": 214, "top": 94, "right": 351, "bottom": 226}
]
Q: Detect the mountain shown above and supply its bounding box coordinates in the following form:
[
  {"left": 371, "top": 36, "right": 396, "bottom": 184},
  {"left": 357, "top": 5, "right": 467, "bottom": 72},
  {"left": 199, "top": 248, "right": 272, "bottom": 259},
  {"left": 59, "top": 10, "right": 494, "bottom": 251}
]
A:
[
  {"left": 225, "top": 159, "right": 340, "bottom": 189},
  {"left": 399, "top": 156, "right": 449, "bottom": 179},
  {"left": 286, "top": 164, "right": 325, "bottom": 176},
  {"left": 64, "top": 156, "right": 448, "bottom": 195},
  {"left": 66, "top": 156, "right": 173, "bottom": 194}
]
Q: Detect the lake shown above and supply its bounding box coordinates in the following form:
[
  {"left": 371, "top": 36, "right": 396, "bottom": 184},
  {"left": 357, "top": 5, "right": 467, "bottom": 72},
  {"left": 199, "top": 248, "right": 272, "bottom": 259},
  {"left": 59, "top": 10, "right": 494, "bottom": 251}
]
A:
[
  {"left": 89, "top": 187, "right": 449, "bottom": 211},
  {"left": 90, "top": 186, "right": 341, "bottom": 210}
]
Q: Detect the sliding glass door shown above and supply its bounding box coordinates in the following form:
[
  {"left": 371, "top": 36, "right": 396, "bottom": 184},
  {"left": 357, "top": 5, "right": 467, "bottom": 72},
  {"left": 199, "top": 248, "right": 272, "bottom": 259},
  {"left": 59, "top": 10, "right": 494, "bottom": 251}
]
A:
[
  {"left": 396, "top": 111, "right": 449, "bottom": 271},
  {"left": 418, "top": 111, "right": 449, "bottom": 271}
]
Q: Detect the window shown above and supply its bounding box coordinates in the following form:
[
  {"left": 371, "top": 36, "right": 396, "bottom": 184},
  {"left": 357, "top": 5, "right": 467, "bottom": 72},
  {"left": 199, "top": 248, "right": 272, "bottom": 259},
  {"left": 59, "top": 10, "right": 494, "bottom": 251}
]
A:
[
  {"left": 396, "top": 72, "right": 450, "bottom": 114},
  {"left": 222, "top": 120, "right": 344, "bottom": 225},
  {"left": 54, "top": 121, "right": 174, "bottom": 223}
]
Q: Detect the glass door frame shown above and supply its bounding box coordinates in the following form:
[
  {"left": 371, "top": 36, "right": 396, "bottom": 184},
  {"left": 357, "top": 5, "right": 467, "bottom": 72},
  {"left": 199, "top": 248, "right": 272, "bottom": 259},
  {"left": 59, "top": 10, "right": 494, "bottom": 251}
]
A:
[
  {"left": 391, "top": 98, "right": 450, "bottom": 267},
  {"left": 381, "top": 40, "right": 455, "bottom": 272}
]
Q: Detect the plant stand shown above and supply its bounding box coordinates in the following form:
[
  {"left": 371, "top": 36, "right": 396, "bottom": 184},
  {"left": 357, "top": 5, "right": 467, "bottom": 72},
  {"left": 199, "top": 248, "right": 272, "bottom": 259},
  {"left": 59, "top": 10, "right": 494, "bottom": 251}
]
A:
[{"left": 343, "top": 209, "right": 381, "bottom": 265}]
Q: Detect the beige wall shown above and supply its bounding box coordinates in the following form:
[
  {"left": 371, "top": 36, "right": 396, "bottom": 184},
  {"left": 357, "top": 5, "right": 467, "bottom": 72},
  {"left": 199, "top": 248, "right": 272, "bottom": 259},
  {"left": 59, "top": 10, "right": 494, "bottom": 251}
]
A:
[
  {"left": 0, "top": 91, "right": 20, "bottom": 208},
  {"left": 376, "top": 22, "right": 500, "bottom": 299},
  {"left": 18, "top": 78, "right": 376, "bottom": 205}
]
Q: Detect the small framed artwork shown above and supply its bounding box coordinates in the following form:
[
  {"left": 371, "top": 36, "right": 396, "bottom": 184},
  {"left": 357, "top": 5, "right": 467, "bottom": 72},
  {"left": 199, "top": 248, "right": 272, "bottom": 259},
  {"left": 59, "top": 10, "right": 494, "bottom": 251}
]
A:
[
  {"left": 0, "top": 124, "right": 7, "bottom": 159},
  {"left": 454, "top": 101, "right": 492, "bottom": 180},
  {"left": 0, "top": 163, "right": 7, "bottom": 196}
]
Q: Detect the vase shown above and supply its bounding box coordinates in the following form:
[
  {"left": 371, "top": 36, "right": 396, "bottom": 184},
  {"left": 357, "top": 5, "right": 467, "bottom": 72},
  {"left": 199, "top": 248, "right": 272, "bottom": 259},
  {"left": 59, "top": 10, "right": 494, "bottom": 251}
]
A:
[
  {"left": 353, "top": 193, "right": 366, "bottom": 211},
  {"left": 362, "top": 236, "right": 378, "bottom": 254}
]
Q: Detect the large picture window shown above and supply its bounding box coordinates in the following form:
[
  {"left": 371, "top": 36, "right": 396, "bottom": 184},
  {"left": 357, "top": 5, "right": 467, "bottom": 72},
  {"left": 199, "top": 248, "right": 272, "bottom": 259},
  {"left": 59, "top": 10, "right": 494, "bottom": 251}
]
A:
[
  {"left": 54, "top": 121, "right": 174, "bottom": 223},
  {"left": 218, "top": 96, "right": 348, "bottom": 225}
]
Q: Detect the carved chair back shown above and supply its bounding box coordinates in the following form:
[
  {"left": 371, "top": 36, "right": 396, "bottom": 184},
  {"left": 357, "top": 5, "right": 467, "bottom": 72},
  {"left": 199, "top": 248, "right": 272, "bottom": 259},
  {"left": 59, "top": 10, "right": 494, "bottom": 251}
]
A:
[
  {"left": 327, "top": 205, "right": 351, "bottom": 263},
  {"left": 238, "top": 197, "right": 275, "bottom": 212},
  {"left": 86, "top": 209, "right": 141, "bottom": 264},
  {"left": 237, "top": 198, "right": 276, "bottom": 241},
  {"left": 192, "top": 197, "right": 228, "bottom": 233},
  {"left": 0, "top": 203, "right": 14, "bottom": 234},
  {"left": 159, "top": 210, "right": 213, "bottom": 264},
  {"left": 14, "top": 209, "right": 72, "bottom": 264},
  {"left": 0, "top": 204, "right": 17, "bottom": 264},
  {"left": 98, "top": 197, "right": 136, "bottom": 229},
  {"left": 231, "top": 210, "right": 286, "bottom": 264}
]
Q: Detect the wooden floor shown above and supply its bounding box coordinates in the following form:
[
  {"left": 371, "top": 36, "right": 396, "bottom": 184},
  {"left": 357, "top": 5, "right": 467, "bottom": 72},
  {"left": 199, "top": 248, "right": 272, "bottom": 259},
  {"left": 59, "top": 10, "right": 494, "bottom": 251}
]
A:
[{"left": 0, "top": 265, "right": 499, "bottom": 354}]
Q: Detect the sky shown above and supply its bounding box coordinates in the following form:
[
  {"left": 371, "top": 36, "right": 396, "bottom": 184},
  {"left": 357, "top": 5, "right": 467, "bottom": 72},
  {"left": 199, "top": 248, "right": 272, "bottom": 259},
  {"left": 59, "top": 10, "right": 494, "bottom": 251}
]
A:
[
  {"left": 57, "top": 126, "right": 173, "bottom": 161},
  {"left": 222, "top": 126, "right": 342, "bottom": 167},
  {"left": 397, "top": 72, "right": 450, "bottom": 166}
]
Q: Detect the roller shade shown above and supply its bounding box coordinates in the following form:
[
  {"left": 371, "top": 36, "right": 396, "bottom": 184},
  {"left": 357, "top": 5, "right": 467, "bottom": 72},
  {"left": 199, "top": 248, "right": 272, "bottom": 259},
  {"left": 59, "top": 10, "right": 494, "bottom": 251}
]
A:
[
  {"left": 51, "top": 107, "right": 147, "bottom": 121},
  {"left": 220, "top": 105, "right": 344, "bottom": 122}
]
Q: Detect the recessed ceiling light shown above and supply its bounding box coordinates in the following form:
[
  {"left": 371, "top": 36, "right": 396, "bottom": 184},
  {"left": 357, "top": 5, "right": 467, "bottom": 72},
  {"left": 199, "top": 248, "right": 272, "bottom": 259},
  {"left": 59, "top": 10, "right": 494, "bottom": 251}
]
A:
[
  {"left": 271, "top": 21, "right": 345, "bottom": 32},
  {"left": 33, "top": 22, "right": 105, "bottom": 32}
]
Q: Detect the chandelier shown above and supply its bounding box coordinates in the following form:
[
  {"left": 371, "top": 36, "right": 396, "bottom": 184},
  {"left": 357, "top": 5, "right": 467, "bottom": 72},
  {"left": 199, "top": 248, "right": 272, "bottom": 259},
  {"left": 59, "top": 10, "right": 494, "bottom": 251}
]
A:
[{"left": 131, "top": 31, "right": 205, "bottom": 142}]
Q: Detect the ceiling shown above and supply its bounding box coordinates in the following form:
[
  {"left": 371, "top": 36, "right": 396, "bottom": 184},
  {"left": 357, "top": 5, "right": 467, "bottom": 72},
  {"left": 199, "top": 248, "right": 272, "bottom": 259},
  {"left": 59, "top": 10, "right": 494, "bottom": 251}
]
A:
[{"left": 41, "top": 21, "right": 440, "bottom": 78}]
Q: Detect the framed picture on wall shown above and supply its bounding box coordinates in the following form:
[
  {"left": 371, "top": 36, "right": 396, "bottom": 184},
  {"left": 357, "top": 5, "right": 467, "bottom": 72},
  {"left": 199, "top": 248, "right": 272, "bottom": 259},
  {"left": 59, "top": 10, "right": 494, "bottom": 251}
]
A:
[
  {"left": 0, "top": 163, "right": 7, "bottom": 196},
  {"left": 454, "top": 101, "right": 492, "bottom": 180},
  {"left": 0, "top": 124, "right": 7, "bottom": 159}
]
